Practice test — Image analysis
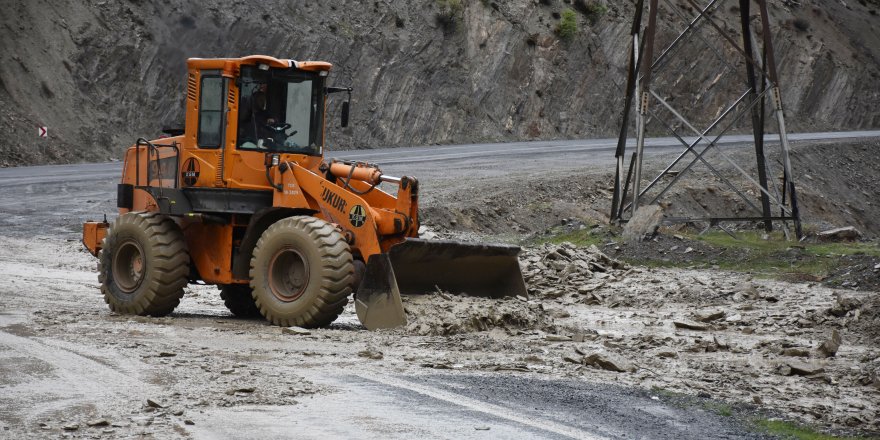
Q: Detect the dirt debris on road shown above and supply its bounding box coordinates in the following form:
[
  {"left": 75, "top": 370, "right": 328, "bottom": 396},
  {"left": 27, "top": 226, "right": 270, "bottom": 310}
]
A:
[{"left": 3, "top": 231, "right": 878, "bottom": 437}]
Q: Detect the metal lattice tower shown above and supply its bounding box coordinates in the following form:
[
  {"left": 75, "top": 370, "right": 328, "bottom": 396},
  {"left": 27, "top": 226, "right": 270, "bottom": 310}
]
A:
[{"left": 610, "top": 0, "right": 802, "bottom": 238}]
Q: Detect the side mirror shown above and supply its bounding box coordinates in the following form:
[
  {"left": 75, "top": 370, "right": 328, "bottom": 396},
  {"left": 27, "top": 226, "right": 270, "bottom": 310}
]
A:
[{"left": 341, "top": 101, "right": 350, "bottom": 128}]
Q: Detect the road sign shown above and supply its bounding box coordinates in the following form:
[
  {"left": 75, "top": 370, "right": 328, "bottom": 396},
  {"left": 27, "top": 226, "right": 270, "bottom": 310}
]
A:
[{"left": 38, "top": 126, "right": 47, "bottom": 138}]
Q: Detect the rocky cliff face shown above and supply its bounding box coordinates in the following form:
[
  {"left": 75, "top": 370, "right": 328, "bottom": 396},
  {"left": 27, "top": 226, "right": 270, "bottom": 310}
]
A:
[{"left": 1, "top": 0, "right": 878, "bottom": 166}]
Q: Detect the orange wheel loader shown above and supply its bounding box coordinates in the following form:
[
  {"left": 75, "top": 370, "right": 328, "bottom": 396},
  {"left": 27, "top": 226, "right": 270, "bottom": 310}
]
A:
[{"left": 82, "top": 55, "right": 527, "bottom": 330}]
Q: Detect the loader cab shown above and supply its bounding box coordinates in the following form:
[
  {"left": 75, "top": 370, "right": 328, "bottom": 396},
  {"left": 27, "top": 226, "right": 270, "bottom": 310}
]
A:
[
  {"left": 235, "top": 65, "right": 326, "bottom": 156},
  {"left": 175, "top": 57, "right": 334, "bottom": 191}
]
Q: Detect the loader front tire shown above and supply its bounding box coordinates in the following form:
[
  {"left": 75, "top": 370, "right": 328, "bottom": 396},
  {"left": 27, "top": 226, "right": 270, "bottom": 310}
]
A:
[
  {"left": 99, "top": 212, "right": 190, "bottom": 317},
  {"left": 220, "top": 284, "right": 261, "bottom": 318},
  {"left": 249, "top": 216, "right": 354, "bottom": 328}
]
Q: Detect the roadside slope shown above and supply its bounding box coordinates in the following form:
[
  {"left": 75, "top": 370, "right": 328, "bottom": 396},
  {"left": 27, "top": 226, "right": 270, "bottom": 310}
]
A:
[{"left": 1, "top": 0, "right": 878, "bottom": 166}]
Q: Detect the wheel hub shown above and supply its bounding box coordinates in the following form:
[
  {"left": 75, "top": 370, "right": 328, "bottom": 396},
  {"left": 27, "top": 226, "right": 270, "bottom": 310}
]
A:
[
  {"left": 113, "top": 239, "right": 145, "bottom": 293},
  {"left": 268, "top": 247, "right": 309, "bottom": 302}
]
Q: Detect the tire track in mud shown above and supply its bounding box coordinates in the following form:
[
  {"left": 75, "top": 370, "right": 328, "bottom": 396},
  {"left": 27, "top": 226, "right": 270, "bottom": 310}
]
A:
[{"left": 0, "top": 319, "right": 157, "bottom": 427}]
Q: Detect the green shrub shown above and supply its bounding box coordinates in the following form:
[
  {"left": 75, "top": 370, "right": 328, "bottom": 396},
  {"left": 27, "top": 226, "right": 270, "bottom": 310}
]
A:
[
  {"left": 557, "top": 9, "right": 578, "bottom": 40},
  {"left": 584, "top": 2, "right": 607, "bottom": 24},
  {"left": 437, "top": 0, "right": 465, "bottom": 28},
  {"left": 572, "top": 0, "right": 608, "bottom": 24}
]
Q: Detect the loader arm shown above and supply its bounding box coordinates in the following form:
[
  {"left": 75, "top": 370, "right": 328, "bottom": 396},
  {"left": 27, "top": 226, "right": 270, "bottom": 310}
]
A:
[{"left": 271, "top": 160, "right": 417, "bottom": 261}]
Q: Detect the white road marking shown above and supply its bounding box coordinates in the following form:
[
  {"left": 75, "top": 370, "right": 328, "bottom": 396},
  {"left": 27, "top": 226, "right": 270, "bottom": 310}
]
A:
[{"left": 354, "top": 373, "right": 610, "bottom": 440}]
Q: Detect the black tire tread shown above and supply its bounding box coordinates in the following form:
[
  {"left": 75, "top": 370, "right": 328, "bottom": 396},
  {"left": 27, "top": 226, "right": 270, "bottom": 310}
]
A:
[
  {"left": 220, "top": 284, "right": 261, "bottom": 318},
  {"left": 249, "top": 216, "right": 354, "bottom": 328},
  {"left": 99, "top": 212, "right": 190, "bottom": 317}
]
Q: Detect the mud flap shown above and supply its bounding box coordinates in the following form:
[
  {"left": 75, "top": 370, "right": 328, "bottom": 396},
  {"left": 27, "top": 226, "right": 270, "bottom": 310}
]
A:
[{"left": 354, "top": 239, "right": 528, "bottom": 330}]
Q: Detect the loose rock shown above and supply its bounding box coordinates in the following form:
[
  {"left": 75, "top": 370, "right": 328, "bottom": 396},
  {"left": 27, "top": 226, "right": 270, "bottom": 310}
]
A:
[
  {"left": 817, "top": 226, "right": 861, "bottom": 242},
  {"left": 146, "top": 399, "right": 165, "bottom": 409},
  {"left": 673, "top": 320, "right": 709, "bottom": 331},
  {"left": 622, "top": 205, "right": 663, "bottom": 242},
  {"left": 226, "top": 387, "right": 256, "bottom": 395},
  {"left": 358, "top": 349, "right": 384, "bottom": 360},
  {"left": 817, "top": 329, "right": 842, "bottom": 358},
  {"left": 780, "top": 347, "right": 810, "bottom": 357},
  {"left": 582, "top": 352, "right": 634, "bottom": 373},
  {"left": 654, "top": 348, "right": 678, "bottom": 359},
  {"left": 546, "top": 307, "right": 571, "bottom": 319},
  {"left": 695, "top": 310, "right": 725, "bottom": 322},
  {"left": 829, "top": 295, "right": 861, "bottom": 317},
  {"left": 282, "top": 326, "right": 311, "bottom": 336},
  {"left": 782, "top": 360, "right": 825, "bottom": 376}
]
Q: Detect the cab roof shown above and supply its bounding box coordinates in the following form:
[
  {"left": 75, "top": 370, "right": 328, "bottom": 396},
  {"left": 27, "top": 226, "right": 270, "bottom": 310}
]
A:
[{"left": 186, "top": 55, "right": 332, "bottom": 72}]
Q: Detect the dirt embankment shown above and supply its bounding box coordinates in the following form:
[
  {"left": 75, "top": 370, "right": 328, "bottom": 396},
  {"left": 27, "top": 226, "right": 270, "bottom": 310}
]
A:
[
  {"left": 1, "top": 0, "right": 879, "bottom": 166},
  {"left": 422, "top": 139, "right": 880, "bottom": 239}
]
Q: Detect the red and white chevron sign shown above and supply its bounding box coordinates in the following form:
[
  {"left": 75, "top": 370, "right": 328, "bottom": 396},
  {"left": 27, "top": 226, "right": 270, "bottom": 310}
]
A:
[{"left": 38, "top": 126, "right": 48, "bottom": 138}]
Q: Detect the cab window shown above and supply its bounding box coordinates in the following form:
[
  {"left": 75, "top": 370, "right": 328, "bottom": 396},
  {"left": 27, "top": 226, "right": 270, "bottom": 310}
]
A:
[
  {"left": 237, "top": 66, "right": 323, "bottom": 155},
  {"left": 198, "top": 75, "right": 224, "bottom": 149}
]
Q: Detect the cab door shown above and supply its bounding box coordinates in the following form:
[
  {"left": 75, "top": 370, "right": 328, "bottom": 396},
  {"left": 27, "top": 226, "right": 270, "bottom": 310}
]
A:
[{"left": 181, "top": 69, "right": 229, "bottom": 189}]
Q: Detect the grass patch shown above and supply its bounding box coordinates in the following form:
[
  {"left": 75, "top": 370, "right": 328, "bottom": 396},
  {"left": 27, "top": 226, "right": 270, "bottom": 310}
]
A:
[
  {"left": 703, "top": 402, "right": 733, "bottom": 417},
  {"left": 530, "top": 225, "right": 611, "bottom": 248},
  {"left": 696, "top": 231, "right": 880, "bottom": 257},
  {"left": 539, "top": 228, "right": 879, "bottom": 282},
  {"left": 756, "top": 419, "right": 868, "bottom": 440},
  {"left": 692, "top": 231, "right": 880, "bottom": 279},
  {"left": 649, "top": 386, "right": 681, "bottom": 399}
]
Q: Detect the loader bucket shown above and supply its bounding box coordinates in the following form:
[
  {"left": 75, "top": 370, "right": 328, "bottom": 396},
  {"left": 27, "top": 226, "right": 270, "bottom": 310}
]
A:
[{"left": 354, "top": 239, "right": 527, "bottom": 330}]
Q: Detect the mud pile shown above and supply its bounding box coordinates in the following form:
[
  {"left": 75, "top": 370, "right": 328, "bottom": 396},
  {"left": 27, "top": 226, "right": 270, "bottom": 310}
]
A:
[
  {"left": 397, "top": 242, "right": 633, "bottom": 336},
  {"left": 400, "top": 293, "right": 550, "bottom": 336},
  {"left": 836, "top": 293, "right": 880, "bottom": 346},
  {"left": 521, "top": 242, "right": 630, "bottom": 299}
]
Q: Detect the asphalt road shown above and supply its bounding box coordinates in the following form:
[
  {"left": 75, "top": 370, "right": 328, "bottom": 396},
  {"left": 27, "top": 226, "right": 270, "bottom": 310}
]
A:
[
  {"left": 0, "top": 130, "right": 877, "bottom": 187},
  {"left": 188, "top": 373, "right": 767, "bottom": 439},
  {"left": 1, "top": 129, "right": 875, "bottom": 239}
]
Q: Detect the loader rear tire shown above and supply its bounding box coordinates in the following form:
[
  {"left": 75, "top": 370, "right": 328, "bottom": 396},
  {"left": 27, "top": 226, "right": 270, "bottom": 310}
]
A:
[
  {"left": 220, "top": 284, "right": 260, "bottom": 318},
  {"left": 99, "top": 212, "right": 190, "bottom": 317},
  {"left": 249, "top": 216, "right": 354, "bottom": 328}
]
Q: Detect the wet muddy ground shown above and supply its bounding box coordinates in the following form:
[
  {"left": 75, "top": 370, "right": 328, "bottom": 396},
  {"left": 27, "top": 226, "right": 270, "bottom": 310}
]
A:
[
  {"left": 1, "top": 234, "right": 877, "bottom": 438},
  {"left": 1, "top": 141, "right": 878, "bottom": 438}
]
